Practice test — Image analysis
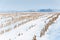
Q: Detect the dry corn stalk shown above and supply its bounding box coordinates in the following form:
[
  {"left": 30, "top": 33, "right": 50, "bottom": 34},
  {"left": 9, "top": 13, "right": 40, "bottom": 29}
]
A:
[
  {"left": 32, "top": 35, "right": 36, "bottom": 40},
  {"left": 40, "top": 14, "right": 59, "bottom": 37}
]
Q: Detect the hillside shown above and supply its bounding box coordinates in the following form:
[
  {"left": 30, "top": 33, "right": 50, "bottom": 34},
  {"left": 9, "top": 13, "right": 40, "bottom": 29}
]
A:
[{"left": 0, "top": 12, "right": 60, "bottom": 40}]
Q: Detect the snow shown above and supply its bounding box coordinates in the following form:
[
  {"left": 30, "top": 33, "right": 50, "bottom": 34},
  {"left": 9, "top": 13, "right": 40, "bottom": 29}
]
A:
[
  {"left": 40, "top": 15, "right": 60, "bottom": 40},
  {"left": 0, "top": 13, "right": 60, "bottom": 40}
]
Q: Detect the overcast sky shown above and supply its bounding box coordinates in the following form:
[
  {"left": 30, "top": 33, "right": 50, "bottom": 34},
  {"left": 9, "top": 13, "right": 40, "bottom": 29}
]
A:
[{"left": 0, "top": 0, "right": 60, "bottom": 11}]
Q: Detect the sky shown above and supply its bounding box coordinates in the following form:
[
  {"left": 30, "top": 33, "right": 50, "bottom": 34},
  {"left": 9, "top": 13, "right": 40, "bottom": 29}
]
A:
[{"left": 0, "top": 0, "right": 60, "bottom": 11}]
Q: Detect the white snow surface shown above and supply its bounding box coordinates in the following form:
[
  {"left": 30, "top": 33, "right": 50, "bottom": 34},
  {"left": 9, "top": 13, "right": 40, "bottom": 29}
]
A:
[{"left": 0, "top": 13, "right": 60, "bottom": 40}]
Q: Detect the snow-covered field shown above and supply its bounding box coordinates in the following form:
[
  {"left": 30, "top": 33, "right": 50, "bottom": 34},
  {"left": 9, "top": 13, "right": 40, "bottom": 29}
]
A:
[{"left": 0, "top": 12, "right": 60, "bottom": 40}]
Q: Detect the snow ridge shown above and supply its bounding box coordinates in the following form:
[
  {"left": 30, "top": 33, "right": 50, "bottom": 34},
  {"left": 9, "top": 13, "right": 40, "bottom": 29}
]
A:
[{"left": 0, "top": 12, "right": 60, "bottom": 40}]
